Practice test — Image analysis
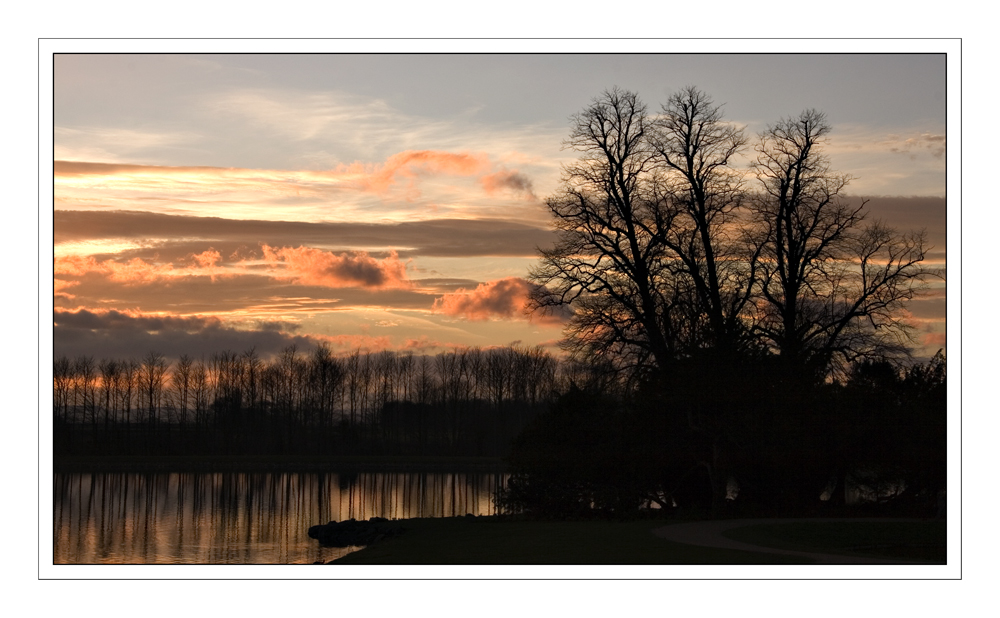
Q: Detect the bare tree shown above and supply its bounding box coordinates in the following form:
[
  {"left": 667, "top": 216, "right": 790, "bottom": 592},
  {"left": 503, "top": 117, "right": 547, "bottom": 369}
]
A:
[
  {"left": 308, "top": 343, "right": 342, "bottom": 427},
  {"left": 751, "top": 110, "right": 932, "bottom": 379},
  {"left": 191, "top": 358, "right": 209, "bottom": 428},
  {"left": 651, "top": 87, "right": 758, "bottom": 353},
  {"left": 75, "top": 356, "right": 97, "bottom": 426},
  {"left": 53, "top": 356, "right": 72, "bottom": 423},
  {"left": 170, "top": 355, "right": 194, "bottom": 425},
  {"left": 530, "top": 87, "right": 682, "bottom": 376},
  {"left": 120, "top": 358, "right": 138, "bottom": 426},
  {"left": 140, "top": 351, "right": 168, "bottom": 425},
  {"left": 98, "top": 358, "right": 120, "bottom": 429}
]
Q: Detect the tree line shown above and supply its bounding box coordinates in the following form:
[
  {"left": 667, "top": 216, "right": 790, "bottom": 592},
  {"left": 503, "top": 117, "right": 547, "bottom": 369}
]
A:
[
  {"left": 53, "top": 344, "right": 568, "bottom": 458},
  {"left": 499, "top": 86, "right": 945, "bottom": 517}
]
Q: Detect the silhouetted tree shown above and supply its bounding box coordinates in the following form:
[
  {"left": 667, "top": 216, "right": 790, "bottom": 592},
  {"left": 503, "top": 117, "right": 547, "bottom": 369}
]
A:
[
  {"left": 529, "top": 87, "right": 682, "bottom": 376},
  {"left": 53, "top": 356, "right": 72, "bottom": 423},
  {"left": 140, "top": 351, "right": 168, "bottom": 426},
  {"left": 751, "top": 110, "right": 933, "bottom": 381},
  {"left": 650, "top": 86, "right": 757, "bottom": 354},
  {"left": 170, "top": 355, "right": 193, "bottom": 425}
]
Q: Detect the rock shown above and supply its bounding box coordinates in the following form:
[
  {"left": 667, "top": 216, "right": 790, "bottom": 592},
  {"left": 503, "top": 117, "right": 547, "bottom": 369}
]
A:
[{"left": 308, "top": 518, "right": 402, "bottom": 547}]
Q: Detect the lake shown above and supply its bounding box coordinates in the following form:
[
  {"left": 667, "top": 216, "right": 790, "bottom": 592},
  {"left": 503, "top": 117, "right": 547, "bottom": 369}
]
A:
[{"left": 53, "top": 471, "right": 507, "bottom": 564}]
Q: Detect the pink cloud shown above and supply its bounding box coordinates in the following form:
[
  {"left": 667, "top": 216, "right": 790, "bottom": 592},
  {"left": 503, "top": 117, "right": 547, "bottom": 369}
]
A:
[
  {"left": 402, "top": 336, "right": 449, "bottom": 353},
  {"left": 55, "top": 250, "right": 234, "bottom": 285},
  {"left": 260, "top": 245, "right": 410, "bottom": 289},
  {"left": 191, "top": 249, "right": 222, "bottom": 268},
  {"left": 351, "top": 150, "right": 491, "bottom": 194},
  {"left": 190, "top": 249, "right": 225, "bottom": 281},
  {"left": 432, "top": 277, "right": 569, "bottom": 324},
  {"left": 54, "top": 279, "right": 80, "bottom": 299},
  {"left": 54, "top": 255, "right": 173, "bottom": 284},
  {"left": 316, "top": 333, "right": 395, "bottom": 353},
  {"left": 480, "top": 169, "right": 536, "bottom": 198},
  {"left": 923, "top": 332, "right": 946, "bottom": 347}
]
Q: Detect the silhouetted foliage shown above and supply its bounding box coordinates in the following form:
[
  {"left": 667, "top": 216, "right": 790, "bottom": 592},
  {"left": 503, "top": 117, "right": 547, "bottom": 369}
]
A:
[
  {"left": 504, "top": 87, "right": 944, "bottom": 518},
  {"left": 54, "top": 344, "right": 560, "bottom": 460}
]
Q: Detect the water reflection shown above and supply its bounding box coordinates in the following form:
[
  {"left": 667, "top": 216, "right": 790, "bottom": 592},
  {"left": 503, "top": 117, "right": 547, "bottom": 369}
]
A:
[{"left": 53, "top": 471, "right": 506, "bottom": 564}]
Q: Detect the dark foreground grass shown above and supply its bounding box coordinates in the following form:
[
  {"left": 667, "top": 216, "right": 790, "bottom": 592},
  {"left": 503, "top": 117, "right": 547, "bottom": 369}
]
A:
[
  {"left": 722, "top": 521, "right": 947, "bottom": 563},
  {"left": 331, "top": 517, "right": 807, "bottom": 565}
]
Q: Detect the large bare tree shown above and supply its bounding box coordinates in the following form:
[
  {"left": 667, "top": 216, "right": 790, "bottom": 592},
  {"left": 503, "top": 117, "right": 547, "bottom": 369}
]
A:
[
  {"left": 529, "top": 87, "right": 683, "bottom": 375},
  {"left": 751, "top": 110, "right": 932, "bottom": 380},
  {"left": 651, "top": 86, "right": 757, "bottom": 353}
]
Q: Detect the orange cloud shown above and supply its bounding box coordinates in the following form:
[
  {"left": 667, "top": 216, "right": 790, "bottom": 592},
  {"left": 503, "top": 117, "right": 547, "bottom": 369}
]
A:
[
  {"left": 480, "top": 169, "right": 535, "bottom": 198},
  {"left": 55, "top": 250, "right": 234, "bottom": 285},
  {"left": 402, "top": 336, "right": 449, "bottom": 353},
  {"left": 54, "top": 279, "right": 80, "bottom": 298},
  {"left": 357, "top": 150, "right": 491, "bottom": 193},
  {"left": 54, "top": 153, "right": 541, "bottom": 221},
  {"left": 260, "top": 245, "right": 410, "bottom": 289},
  {"left": 923, "top": 332, "right": 946, "bottom": 347},
  {"left": 191, "top": 249, "right": 222, "bottom": 268},
  {"left": 191, "top": 249, "right": 226, "bottom": 281},
  {"left": 433, "top": 277, "right": 569, "bottom": 324},
  {"left": 54, "top": 255, "right": 173, "bottom": 284},
  {"left": 316, "top": 333, "right": 395, "bottom": 353}
]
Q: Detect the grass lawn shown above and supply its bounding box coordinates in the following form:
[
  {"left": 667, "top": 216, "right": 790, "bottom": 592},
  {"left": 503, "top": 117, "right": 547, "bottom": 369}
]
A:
[
  {"left": 330, "top": 517, "right": 808, "bottom": 565},
  {"left": 721, "top": 521, "right": 947, "bottom": 563}
]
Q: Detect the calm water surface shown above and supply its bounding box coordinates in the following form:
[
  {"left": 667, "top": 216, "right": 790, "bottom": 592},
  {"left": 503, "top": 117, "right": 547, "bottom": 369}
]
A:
[{"left": 54, "top": 471, "right": 506, "bottom": 564}]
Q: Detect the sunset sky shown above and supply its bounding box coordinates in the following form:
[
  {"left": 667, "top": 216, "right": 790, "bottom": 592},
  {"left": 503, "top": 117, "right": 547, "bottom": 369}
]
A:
[{"left": 52, "top": 53, "right": 947, "bottom": 362}]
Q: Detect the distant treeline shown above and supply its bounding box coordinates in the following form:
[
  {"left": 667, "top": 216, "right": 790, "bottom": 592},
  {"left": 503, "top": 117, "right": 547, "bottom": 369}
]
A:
[{"left": 53, "top": 344, "right": 594, "bottom": 458}]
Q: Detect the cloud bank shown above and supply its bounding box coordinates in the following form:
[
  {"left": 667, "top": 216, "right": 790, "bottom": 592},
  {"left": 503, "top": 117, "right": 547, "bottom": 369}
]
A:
[
  {"left": 53, "top": 308, "right": 316, "bottom": 362},
  {"left": 53, "top": 210, "right": 556, "bottom": 258}
]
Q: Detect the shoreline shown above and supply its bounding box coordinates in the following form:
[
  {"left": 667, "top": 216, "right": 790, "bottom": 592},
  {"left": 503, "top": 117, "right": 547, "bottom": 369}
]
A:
[{"left": 52, "top": 454, "right": 508, "bottom": 474}]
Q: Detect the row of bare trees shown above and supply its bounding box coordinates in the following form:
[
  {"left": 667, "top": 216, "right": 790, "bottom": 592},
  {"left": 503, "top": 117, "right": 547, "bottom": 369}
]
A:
[
  {"left": 53, "top": 344, "right": 564, "bottom": 457},
  {"left": 531, "top": 87, "right": 934, "bottom": 383},
  {"left": 505, "top": 86, "right": 943, "bottom": 515}
]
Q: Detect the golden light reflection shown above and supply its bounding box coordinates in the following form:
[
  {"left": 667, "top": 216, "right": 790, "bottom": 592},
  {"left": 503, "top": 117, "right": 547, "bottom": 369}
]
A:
[{"left": 53, "top": 471, "right": 506, "bottom": 564}]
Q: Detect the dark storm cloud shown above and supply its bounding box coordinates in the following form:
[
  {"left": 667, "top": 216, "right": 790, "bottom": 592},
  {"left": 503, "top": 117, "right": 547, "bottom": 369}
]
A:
[
  {"left": 54, "top": 210, "right": 556, "bottom": 258},
  {"left": 53, "top": 308, "right": 318, "bottom": 362}
]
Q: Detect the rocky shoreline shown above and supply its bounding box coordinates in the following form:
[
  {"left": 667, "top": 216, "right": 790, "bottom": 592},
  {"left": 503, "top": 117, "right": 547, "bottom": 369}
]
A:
[{"left": 308, "top": 517, "right": 405, "bottom": 548}]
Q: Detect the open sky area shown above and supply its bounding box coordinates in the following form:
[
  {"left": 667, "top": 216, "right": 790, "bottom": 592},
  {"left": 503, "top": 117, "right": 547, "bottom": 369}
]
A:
[{"left": 52, "top": 52, "right": 947, "bottom": 362}]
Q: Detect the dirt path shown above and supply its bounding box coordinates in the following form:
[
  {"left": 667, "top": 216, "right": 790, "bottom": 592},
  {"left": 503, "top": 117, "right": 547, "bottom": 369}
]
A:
[{"left": 652, "top": 518, "right": 928, "bottom": 564}]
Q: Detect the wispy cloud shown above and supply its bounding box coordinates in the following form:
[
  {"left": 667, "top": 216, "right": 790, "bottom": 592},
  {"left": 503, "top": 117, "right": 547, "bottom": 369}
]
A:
[
  {"left": 53, "top": 210, "right": 556, "bottom": 258},
  {"left": 54, "top": 126, "right": 204, "bottom": 164},
  {"left": 200, "top": 88, "right": 565, "bottom": 170},
  {"left": 819, "top": 124, "right": 946, "bottom": 196},
  {"left": 882, "top": 132, "right": 945, "bottom": 159},
  {"left": 54, "top": 151, "right": 552, "bottom": 224}
]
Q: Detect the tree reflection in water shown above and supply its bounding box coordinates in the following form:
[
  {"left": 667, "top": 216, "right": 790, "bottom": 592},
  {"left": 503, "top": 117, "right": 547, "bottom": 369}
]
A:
[{"left": 53, "top": 471, "right": 506, "bottom": 564}]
